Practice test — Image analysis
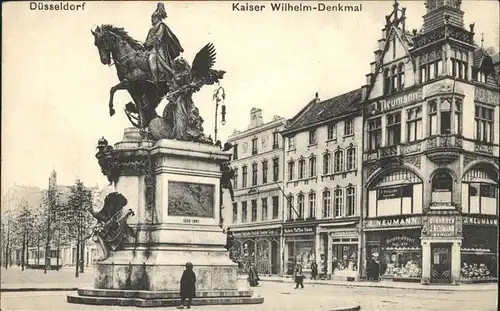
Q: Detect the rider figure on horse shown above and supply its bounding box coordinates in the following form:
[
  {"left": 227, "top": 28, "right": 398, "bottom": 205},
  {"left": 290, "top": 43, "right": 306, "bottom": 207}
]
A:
[{"left": 144, "top": 3, "right": 184, "bottom": 86}]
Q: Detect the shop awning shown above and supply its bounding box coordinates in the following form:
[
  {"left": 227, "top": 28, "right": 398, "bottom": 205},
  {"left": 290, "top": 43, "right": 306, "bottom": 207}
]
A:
[{"left": 319, "top": 221, "right": 357, "bottom": 228}]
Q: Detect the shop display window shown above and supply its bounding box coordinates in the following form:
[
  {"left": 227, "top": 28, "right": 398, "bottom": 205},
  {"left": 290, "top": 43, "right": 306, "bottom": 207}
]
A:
[
  {"left": 286, "top": 238, "right": 315, "bottom": 275},
  {"left": 331, "top": 241, "right": 358, "bottom": 276},
  {"left": 461, "top": 227, "right": 498, "bottom": 280},
  {"left": 380, "top": 232, "right": 422, "bottom": 279},
  {"left": 461, "top": 254, "right": 497, "bottom": 279}
]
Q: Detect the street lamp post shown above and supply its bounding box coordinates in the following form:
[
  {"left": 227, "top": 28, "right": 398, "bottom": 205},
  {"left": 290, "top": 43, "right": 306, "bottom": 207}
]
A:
[{"left": 213, "top": 85, "right": 226, "bottom": 142}]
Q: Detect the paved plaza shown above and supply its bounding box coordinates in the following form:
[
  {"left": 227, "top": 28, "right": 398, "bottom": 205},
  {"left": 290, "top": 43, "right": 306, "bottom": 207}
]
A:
[{"left": 1, "top": 267, "right": 498, "bottom": 311}]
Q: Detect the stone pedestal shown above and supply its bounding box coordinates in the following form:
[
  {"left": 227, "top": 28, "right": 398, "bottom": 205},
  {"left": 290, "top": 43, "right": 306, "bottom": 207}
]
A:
[{"left": 68, "top": 128, "right": 263, "bottom": 307}]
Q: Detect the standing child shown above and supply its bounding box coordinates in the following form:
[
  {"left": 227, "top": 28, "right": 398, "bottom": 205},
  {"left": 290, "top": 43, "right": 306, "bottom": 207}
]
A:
[{"left": 179, "top": 262, "right": 196, "bottom": 309}]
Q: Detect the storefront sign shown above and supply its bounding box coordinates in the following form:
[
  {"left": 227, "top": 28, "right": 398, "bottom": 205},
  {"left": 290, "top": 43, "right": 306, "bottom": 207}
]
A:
[
  {"left": 365, "top": 216, "right": 422, "bottom": 229},
  {"left": 462, "top": 216, "right": 498, "bottom": 226},
  {"left": 377, "top": 185, "right": 412, "bottom": 200},
  {"left": 232, "top": 228, "right": 280, "bottom": 238},
  {"left": 331, "top": 230, "right": 358, "bottom": 237},
  {"left": 475, "top": 88, "right": 500, "bottom": 105},
  {"left": 384, "top": 236, "right": 418, "bottom": 248},
  {"left": 426, "top": 216, "right": 458, "bottom": 237},
  {"left": 365, "top": 88, "right": 423, "bottom": 115},
  {"left": 283, "top": 225, "right": 316, "bottom": 235}
]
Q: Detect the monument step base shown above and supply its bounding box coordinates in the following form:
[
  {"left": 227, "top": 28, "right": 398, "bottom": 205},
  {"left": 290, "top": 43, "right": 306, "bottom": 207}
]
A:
[
  {"left": 77, "top": 287, "right": 254, "bottom": 299},
  {"left": 67, "top": 292, "right": 264, "bottom": 307}
]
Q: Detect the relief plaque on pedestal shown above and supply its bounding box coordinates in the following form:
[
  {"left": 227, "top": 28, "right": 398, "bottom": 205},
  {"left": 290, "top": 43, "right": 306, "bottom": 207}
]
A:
[{"left": 168, "top": 181, "right": 215, "bottom": 218}]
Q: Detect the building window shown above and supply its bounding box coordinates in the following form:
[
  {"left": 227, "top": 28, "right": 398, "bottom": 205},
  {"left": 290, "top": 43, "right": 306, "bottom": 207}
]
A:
[
  {"left": 383, "top": 68, "right": 391, "bottom": 95},
  {"left": 288, "top": 161, "right": 295, "bottom": 181},
  {"left": 262, "top": 160, "right": 268, "bottom": 184},
  {"left": 367, "top": 117, "right": 382, "bottom": 151},
  {"left": 468, "top": 183, "right": 498, "bottom": 214},
  {"left": 251, "top": 200, "right": 257, "bottom": 222},
  {"left": 261, "top": 198, "right": 268, "bottom": 221},
  {"left": 334, "top": 150, "right": 344, "bottom": 173},
  {"left": 334, "top": 189, "right": 343, "bottom": 217},
  {"left": 420, "top": 65, "right": 427, "bottom": 83},
  {"left": 475, "top": 105, "right": 494, "bottom": 143},
  {"left": 272, "top": 132, "right": 279, "bottom": 149},
  {"left": 287, "top": 196, "right": 294, "bottom": 220},
  {"left": 429, "top": 100, "right": 438, "bottom": 135},
  {"left": 241, "top": 201, "right": 247, "bottom": 223},
  {"left": 232, "top": 202, "right": 238, "bottom": 223},
  {"left": 309, "top": 156, "right": 317, "bottom": 177},
  {"left": 451, "top": 49, "right": 467, "bottom": 80},
  {"left": 440, "top": 99, "right": 452, "bottom": 135},
  {"left": 242, "top": 166, "right": 247, "bottom": 188},
  {"left": 420, "top": 56, "right": 443, "bottom": 83},
  {"left": 391, "top": 66, "right": 397, "bottom": 93},
  {"left": 397, "top": 63, "right": 405, "bottom": 90},
  {"left": 344, "top": 119, "right": 354, "bottom": 136},
  {"left": 308, "top": 192, "right": 316, "bottom": 219},
  {"left": 454, "top": 99, "right": 462, "bottom": 136},
  {"left": 346, "top": 147, "right": 356, "bottom": 170},
  {"left": 323, "top": 152, "right": 331, "bottom": 175},
  {"left": 298, "top": 159, "right": 306, "bottom": 179},
  {"left": 386, "top": 111, "right": 401, "bottom": 145},
  {"left": 346, "top": 187, "right": 356, "bottom": 216},
  {"left": 273, "top": 158, "right": 280, "bottom": 182},
  {"left": 272, "top": 196, "right": 279, "bottom": 219},
  {"left": 288, "top": 136, "right": 296, "bottom": 150},
  {"left": 252, "top": 163, "right": 258, "bottom": 186},
  {"left": 407, "top": 106, "right": 422, "bottom": 142},
  {"left": 234, "top": 168, "right": 238, "bottom": 189},
  {"left": 252, "top": 138, "right": 258, "bottom": 155},
  {"left": 322, "top": 190, "right": 331, "bottom": 218},
  {"left": 431, "top": 171, "right": 453, "bottom": 203},
  {"left": 309, "top": 129, "right": 317, "bottom": 145},
  {"left": 233, "top": 144, "right": 238, "bottom": 160},
  {"left": 327, "top": 123, "right": 337, "bottom": 140},
  {"left": 297, "top": 194, "right": 305, "bottom": 219}
]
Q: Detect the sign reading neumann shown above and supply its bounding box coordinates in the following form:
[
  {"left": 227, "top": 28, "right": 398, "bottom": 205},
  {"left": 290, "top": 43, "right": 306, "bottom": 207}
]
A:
[
  {"left": 365, "top": 216, "right": 421, "bottom": 228},
  {"left": 366, "top": 88, "right": 423, "bottom": 115}
]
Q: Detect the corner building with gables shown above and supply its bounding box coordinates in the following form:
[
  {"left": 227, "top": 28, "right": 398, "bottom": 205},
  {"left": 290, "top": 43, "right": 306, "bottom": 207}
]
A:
[
  {"left": 361, "top": 0, "right": 499, "bottom": 284},
  {"left": 225, "top": 108, "right": 286, "bottom": 275},
  {"left": 281, "top": 91, "right": 364, "bottom": 280}
]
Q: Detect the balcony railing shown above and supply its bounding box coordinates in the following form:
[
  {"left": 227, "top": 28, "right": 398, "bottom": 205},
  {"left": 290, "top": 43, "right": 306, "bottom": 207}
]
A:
[
  {"left": 378, "top": 145, "right": 401, "bottom": 158},
  {"left": 426, "top": 135, "right": 463, "bottom": 150}
]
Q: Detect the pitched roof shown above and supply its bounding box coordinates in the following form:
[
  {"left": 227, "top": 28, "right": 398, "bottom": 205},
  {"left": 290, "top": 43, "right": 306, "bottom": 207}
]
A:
[{"left": 283, "top": 88, "right": 363, "bottom": 134}]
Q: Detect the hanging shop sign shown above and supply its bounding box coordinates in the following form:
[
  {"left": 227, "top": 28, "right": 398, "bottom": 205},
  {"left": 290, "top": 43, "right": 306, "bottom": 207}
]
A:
[
  {"left": 283, "top": 225, "right": 316, "bottom": 235},
  {"left": 365, "top": 87, "right": 423, "bottom": 116},
  {"left": 232, "top": 228, "right": 281, "bottom": 238},
  {"left": 462, "top": 216, "right": 498, "bottom": 226},
  {"left": 422, "top": 215, "right": 461, "bottom": 238},
  {"left": 377, "top": 185, "right": 413, "bottom": 200},
  {"left": 364, "top": 216, "right": 422, "bottom": 229}
]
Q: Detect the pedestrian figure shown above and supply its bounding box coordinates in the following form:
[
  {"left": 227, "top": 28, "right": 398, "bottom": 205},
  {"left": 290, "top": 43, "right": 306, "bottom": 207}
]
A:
[
  {"left": 294, "top": 264, "right": 304, "bottom": 289},
  {"left": 311, "top": 262, "right": 318, "bottom": 280},
  {"left": 367, "top": 253, "right": 380, "bottom": 281},
  {"left": 248, "top": 262, "right": 260, "bottom": 287},
  {"left": 179, "top": 262, "right": 196, "bottom": 309}
]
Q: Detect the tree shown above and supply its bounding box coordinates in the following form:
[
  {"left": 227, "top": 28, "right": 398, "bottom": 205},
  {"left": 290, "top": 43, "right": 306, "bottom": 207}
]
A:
[
  {"left": 15, "top": 200, "right": 34, "bottom": 271},
  {"left": 66, "top": 180, "right": 94, "bottom": 277}
]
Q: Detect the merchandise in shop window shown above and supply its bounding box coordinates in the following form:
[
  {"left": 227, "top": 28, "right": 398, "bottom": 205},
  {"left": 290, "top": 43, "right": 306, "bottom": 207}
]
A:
[
  {"left": 382, "top": 252, "right": 422, "bottom": 278},
  {"left": 461, "top": 263, "right": 492, "bottom": 279}
]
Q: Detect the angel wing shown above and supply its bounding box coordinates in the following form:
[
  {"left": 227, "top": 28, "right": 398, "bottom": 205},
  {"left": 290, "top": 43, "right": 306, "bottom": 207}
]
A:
[{"left": 190, "top": 43, "right": 226, "bottom": 86}]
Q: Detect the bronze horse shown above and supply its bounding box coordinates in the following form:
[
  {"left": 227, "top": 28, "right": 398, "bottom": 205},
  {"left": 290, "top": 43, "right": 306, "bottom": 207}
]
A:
[{"left": 91, "top": 25, "right": 170, "bottom": 129}]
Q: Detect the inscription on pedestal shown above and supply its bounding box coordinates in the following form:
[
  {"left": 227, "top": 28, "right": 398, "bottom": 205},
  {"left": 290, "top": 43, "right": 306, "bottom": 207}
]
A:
[{"left": 168, "top": 181, "right": 215, "bottom": 217}]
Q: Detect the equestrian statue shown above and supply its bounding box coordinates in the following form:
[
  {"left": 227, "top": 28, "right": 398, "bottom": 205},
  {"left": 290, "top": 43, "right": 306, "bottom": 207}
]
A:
[{"left": 91, "top": 2, "right": 225, "bottom": 143}]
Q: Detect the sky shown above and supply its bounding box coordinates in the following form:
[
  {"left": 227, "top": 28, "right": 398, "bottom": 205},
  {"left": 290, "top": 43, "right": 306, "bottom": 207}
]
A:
[{"left": 2, "top": 0, "right": 499, "bottom": 192}]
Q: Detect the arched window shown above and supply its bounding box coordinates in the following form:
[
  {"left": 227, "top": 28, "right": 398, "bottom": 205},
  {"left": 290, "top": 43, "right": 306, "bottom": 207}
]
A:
[
  {"left": 383, "top": 68, "right": 390, "bottom": 95},
  {"left": 334, "top": 150, "right": 344, "bottom": 173},
  {"left": 288, "top": 160, "right": 295, "bottom": 181},
  {"left": 322, "top": 190, "right": 331, "bottom": 218},
  {"left": 298, "top": 158, "right": 306, "bottom": 179},
  {"left": 334, "top": 189, "right": 344, "bottom": 217},
  {"left": 309, "top": 156, "right": 317, "bottom": 177},
  {"left": 463, "top": 167, "right": 499, "bottom": 215},
  {"left": 346, "top": 147, "right": 356, "bottom": 170},
  {"left": 391, "top": 66, "right": 397, "bottom": 93},
  {"left": 287, "top": 195, "right": 295, "bottom": 220},
  {"left": 323, "top": 152, "right": 331, "bottom": 175},
  {"left": 297, "top": 193, "right": 305, "bottom": 219},
  {"left": 308, "top": 192, "right": 316, "bottom": 219},
  {"left": 397, "top": 63, "right": 405, "bottom": 90},
  {"left": 431, "top": 171, "right": 453, "bottom": 203},
  {"left": 346, "top": 186, "right": 356, "bottom": 216}
]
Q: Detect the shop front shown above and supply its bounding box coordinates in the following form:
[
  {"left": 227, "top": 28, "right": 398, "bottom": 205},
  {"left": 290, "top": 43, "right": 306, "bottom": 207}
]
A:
[
  {"left": 318, "top": 224, "right": 360, "bottom": 280},
  {"left": 283, "top": 224, "right": 316, "bottom": 276},
  {"left": 231, "top": 226, "right": 281, "bottom": 275},
  {"left": 460, "top": 215, "right": 498, "bottom": 283},
  {"left": 363, "top": 215, "right": 423, "bottom": 282},
  {"left": 421, "top": 214, "right": 462, "bottom": 285}
]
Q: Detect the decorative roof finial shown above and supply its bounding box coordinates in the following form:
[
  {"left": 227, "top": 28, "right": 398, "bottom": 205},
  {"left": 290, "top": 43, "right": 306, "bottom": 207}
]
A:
[
  {"left": 315, "top": 92, "right": 319, "bottom": 99},
  {"left": 481, "top": 33, "right": 484, "bottom": 48}
]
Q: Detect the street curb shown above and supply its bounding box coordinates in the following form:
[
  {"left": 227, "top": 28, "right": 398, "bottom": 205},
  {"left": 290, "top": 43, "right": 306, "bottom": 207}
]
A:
[
  {"left": 1, "top": 287, "right": 79, "bottom": 292},
  {"left": 258, "top": 278, "right": 498, "bottom": 292}
]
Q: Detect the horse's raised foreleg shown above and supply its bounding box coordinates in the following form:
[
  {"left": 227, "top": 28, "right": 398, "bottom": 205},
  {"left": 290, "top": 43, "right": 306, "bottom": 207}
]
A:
[{"left": 109, "top": 80, "right": 129, "bottom": 116}]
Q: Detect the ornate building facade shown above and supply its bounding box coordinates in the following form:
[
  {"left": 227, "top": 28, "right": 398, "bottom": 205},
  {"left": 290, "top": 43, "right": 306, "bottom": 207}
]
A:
[
  {"left": 226, "top": 108, "right": 286, "bottom": 275},
  {"left": 361, "top": 0, "right": 499, "bottom": 285},
  {"left": 281, "top": 91, "right": 365, "bottom": 279}
]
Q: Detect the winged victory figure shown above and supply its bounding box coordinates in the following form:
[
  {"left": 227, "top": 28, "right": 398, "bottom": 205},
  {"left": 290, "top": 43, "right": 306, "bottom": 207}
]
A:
[{"left": 148, "top": 43, "right": 226, "bottom": 142}]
